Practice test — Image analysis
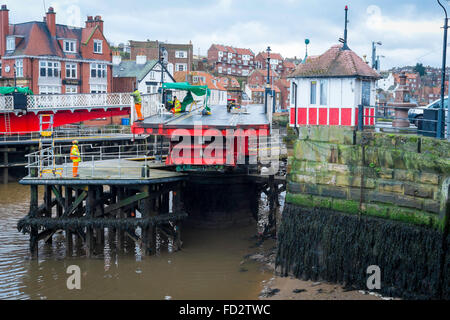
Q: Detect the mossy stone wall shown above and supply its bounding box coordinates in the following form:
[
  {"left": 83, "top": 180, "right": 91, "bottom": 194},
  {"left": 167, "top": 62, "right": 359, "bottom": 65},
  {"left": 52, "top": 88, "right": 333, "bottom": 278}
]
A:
[{"left": 287, "top": 126, "right": 450, "bottom": 230}]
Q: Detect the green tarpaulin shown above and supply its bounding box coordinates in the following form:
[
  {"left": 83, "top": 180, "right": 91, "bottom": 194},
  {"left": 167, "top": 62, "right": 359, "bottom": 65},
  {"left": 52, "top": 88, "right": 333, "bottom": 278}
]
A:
[
  {"left": 0, "top": 87, "right": 34, "bottom": 95},
  {"left": 163, "top": 82, "right": 211, "bottom": 113},
  {"left": 163, "top": 82, "right": 209, "bottom": 96}
]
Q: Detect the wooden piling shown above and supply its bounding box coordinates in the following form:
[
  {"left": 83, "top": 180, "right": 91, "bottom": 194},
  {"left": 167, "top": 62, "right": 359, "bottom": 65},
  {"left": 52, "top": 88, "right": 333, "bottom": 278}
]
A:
[
  {"left": 30, "top": 185, "right": 38, "bottom": 259},
  {"left": 64, "top": 186, "right": 73, "bottom": 256},
  {"left": 44, "top": 185, "right": 53, "bottom": 244},
  {"left": 85, "top": 186, "right": 95, "bottom": 257}
]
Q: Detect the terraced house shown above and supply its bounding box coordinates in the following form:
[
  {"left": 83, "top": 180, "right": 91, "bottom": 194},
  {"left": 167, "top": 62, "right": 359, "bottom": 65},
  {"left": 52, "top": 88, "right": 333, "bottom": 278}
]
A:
[
  {"left": 207, "top": 44, "right": 255, "bottom": 77},
  {"left": 0, "top": 5, "right": 112, "bottom": 94}
]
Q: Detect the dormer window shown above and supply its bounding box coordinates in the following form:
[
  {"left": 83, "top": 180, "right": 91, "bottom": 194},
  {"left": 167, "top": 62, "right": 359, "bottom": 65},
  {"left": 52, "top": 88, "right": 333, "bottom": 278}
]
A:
[
  {"left": 6, "top": 36, "right": 15, "bottom": 52},
  {"left": 94, "top": 40, "right": 103, "bottom": 54},
  {"left": 64, "top": 40, "right": 76, "bottom": 53}
]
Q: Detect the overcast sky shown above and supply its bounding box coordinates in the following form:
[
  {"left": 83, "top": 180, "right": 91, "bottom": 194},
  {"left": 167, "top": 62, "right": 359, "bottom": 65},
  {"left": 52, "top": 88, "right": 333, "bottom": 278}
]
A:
[{"left": 3, "top": 0, "right": 448, "bottom": 70}]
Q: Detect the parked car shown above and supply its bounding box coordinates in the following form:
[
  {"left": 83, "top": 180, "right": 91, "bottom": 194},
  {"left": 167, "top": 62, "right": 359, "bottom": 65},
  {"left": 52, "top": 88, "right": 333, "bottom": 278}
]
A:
[{"left": 408, "top": 96, "right": 448, "bottom": 127}]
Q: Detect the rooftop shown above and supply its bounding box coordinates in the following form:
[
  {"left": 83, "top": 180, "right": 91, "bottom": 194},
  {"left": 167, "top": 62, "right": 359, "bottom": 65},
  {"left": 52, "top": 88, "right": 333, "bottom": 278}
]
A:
[{"left": 289, "top": 44, "right": 381, "bottom": 79}]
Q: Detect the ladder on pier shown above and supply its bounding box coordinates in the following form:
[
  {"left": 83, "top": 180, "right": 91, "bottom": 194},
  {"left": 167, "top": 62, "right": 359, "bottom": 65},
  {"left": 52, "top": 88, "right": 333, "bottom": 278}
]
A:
[
  {"left": 38, "top": 114, "right": 63, "bottom": 177},
  {"left": 4, "top": 112, "right": 11, "bottom": 133}
]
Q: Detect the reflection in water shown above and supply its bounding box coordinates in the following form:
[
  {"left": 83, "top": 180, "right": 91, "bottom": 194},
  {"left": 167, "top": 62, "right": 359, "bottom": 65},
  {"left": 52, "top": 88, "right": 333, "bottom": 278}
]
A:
[{"left": 0, "top": 183, "right": 275, "bottom": 300}]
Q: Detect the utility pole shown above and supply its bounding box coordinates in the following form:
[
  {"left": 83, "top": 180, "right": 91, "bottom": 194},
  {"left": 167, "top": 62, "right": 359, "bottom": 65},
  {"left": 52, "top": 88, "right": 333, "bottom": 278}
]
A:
[
  {"left": 372, "top": 41, "right": 382, "bottom": 70},
  {"left": 265, "top": 46, "right": 271, "bottom": 115},
  {"left": 437, "top": 0, "right": 448, "bottom": 139}
]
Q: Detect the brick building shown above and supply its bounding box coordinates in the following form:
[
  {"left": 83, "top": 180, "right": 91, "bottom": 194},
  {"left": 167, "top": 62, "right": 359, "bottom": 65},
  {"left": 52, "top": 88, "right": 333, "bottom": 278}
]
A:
[
  {"left": 0, "top": 5, "right": 112, "bottom": 94},
  {"left": 173, "top": 70, "right": 227, "bottom": 105},
  {"left": 207, "top": 44, "right": 255, "bottom": 77},
  {"left": 129, "top": 40, "right": 193, "bottom": 73},
  {"left": 255, "top": 51, "right": 284, "bottom": 74}
]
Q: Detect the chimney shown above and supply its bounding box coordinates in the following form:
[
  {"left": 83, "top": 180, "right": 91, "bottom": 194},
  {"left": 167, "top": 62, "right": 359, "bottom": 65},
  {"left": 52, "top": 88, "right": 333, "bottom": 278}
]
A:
[
  {"left": 112, "top": 51, "right": 122, "bottom": 65},
  {"left": 94, "top": 15, "right": 104, "bottom": 33},
  {"left": 85, "top": 16, "right": 94, "bottom": 28},
  {"left": 46, "top": 7, "right": 56, "bottom": 38},
  {"left": 136, "top": 55, "right": 147, "bottom": 65},
  {"left": 0, "top": 4, "right": 9, "bottom": 56}
]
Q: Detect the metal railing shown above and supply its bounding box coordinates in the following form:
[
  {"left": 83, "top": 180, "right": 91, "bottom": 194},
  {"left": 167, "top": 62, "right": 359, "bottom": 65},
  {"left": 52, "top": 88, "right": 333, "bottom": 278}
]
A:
[
  {"left": 0, "top": 96, "right": 14, "bottom": 111},
  {"left": 0, "top": 92, "right": 132, "bottom": 112},
  {"left": 25, "top": 141, "right": 170, "bottom": 179},
  {"left": 357, "top": 104, "right": 449, "bottom": 140},
  {"left": 0, "top": 125, "right": 133, "bottom": 143},
  {"left": 26, "top": 92, "right": 132, "bottom": 110}
]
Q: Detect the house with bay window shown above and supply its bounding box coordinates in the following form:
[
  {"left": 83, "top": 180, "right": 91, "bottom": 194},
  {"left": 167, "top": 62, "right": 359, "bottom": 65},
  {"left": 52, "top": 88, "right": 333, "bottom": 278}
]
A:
[
  {"left": 0, "top": 5, "right": 112, "bottom": 94},
  {"left": 288, "top": 44, "right": 380, "bottom": 127}
]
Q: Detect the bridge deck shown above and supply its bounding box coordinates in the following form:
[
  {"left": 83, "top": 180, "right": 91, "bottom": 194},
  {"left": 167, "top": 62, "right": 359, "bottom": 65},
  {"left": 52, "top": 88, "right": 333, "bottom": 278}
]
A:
[{"left": 136, "top": 104, "right": 269, "bottom": 130}]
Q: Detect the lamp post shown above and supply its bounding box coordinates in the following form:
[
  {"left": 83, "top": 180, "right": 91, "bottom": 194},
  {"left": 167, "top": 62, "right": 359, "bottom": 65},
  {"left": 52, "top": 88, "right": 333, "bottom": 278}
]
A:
[
  {"left": 437, "top": 0, "right": 448, "bottom": 139},
  {"left": 13, "top": 63, "right": 17, "bottom": 89},
  {"left": 371, "top": 41, "right": 382, "bottom": 70},
  {"left": 265, "top": 46, "right": 272, "bottom": 114}
]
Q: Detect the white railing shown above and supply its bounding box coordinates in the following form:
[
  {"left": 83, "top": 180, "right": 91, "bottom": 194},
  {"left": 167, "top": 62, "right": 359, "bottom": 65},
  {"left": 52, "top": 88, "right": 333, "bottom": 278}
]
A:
[
  {"left": 141, "top": 93, "right": 163, "bottom": 119},
  {"left": 25, "top": 142, "right": 169, "bottom": 179},
  {"left": 0, "top": 96, "right": 14, "bottom": 111},
  {"left": 26, "top": 92, "right": 132, "bottom": 110}
]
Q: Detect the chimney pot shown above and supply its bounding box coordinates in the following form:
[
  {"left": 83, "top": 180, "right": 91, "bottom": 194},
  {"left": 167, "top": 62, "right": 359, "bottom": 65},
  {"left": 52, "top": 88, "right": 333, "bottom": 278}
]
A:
[
  {"left": 48, "top": 7, "right": 54, "bottom": 13},
  {"left": 1, "top": 5, "right": 7, "bottom": 10}
]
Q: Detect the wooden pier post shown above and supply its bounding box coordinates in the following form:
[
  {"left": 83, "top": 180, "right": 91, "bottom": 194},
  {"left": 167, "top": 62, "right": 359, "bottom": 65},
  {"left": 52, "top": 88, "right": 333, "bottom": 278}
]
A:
[
  {"left": 56, "top": 186, "right": 63, "bottom": 217},
  {"left": 173, "top": 186, "right": 182, "bottom": 251},
  {"left": 44, "top": 185, "right": 53, "bottom": 244},
  {"left": 85, "top": 186, "right": 95, "bottom": 257},
  {"left": 95, "top": 185, "right": 105, "bottom": 250},
  {"left": 2, "top": 149, "right": 8, "bottom": 185},
  {"left": 65, "top": 186, "right": 73, "bottom": 256},
  {"left": 117, "top": 187, "right": 125, "bottom": 251},
  {"left": 30, "top": 185, "right": 39, "bottom": 259}
]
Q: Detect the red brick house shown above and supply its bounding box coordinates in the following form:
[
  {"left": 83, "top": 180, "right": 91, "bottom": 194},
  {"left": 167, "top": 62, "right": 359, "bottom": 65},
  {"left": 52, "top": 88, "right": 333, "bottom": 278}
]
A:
[
  {"left": 0, "top": 5, "right": 112, "bottom": 94},
  {"left": 129, "top": 40, "right": 193, "bottom": 73},
  {"left": 274, "top": 78, "right": 290, "bottom": 110},
  {"left": 247, "top": 69, "right": 280, "bottom": 88},
  {"left": 255, "top": 51, "right": 284, "bottom": 74},
  {"left": 207, "top": 44, "right": 255, "bottom": 77}
]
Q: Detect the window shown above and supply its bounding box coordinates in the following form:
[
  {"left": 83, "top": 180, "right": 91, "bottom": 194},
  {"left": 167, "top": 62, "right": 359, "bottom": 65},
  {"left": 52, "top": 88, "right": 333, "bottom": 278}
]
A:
[
  {"left": 64, "top": 40, "right": 76, "bottom": 53},
  {"left": 66, "top": 86, "right": 77, "bottom": 94},
  {"left": 149, "top": 71, "right": 156, "bottom": 80},
  {"left": 320, "top": 80, "right": 328, "bottom": 105},
  {"left": 90, "top": 84, "right": 107, "bottom": 93},
  {"left": 6, "top": 36, "right": 15, "bottom": 51},
  {"left": 310, "top": 81, "right": 317, "bottom": 104},
  {"left": 175, "top": 63, "right": 187, "bottom": 72},
  {"left": 175, "top": 51, "right": 187, "bottom": 58},
  {"left": 0, "top": 61, "right": 2, "bottom": 77},
  {"left": 66, "top": 63, "right": 77, "bottom": 79},
  {"left": 15, "top": 59, "right": 23, "bottom": 77},
  {"left": 218, "top": 51, "right": 223, "bottom": 57},
  {"left": 90, "top": 63, "right": 107, "bottom": 78},
  {"left": 361, "top": 81, "right": 371, "bottom": 106},
  {"left": 94, "top": 40, "right": 103, "bottom": 54},
  {"left": 39, "top": 85, "right": 61, "bottom": 94},
  {"left": 227, "top": 68, "right": 231, "bottom": 74},
  {"left": 39, "top": 61, "right": 60, "bottom": 78},
  {"left": 218, "top": 66, "right": 223, "bottom": 73}
]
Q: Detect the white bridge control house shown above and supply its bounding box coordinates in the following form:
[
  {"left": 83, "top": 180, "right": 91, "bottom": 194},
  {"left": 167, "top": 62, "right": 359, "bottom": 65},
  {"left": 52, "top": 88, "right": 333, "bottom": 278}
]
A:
[{"left": 288, "top": 44, "right": 380, "bottom": 127}]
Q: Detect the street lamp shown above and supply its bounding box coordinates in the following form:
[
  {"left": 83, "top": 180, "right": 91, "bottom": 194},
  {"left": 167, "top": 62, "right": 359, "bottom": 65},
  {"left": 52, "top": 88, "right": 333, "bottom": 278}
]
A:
[
  {"left": 437, "top": 0, "right": 449, "bottom": 139},
  {"left": 13, "top": 63, "right": 17, "bottom": 89},
  {"left": 372, "top": 41, "right": 382, "bottom": 70},
  {"left": 265, "top": 46, "right": 272, "bottom": 114}
]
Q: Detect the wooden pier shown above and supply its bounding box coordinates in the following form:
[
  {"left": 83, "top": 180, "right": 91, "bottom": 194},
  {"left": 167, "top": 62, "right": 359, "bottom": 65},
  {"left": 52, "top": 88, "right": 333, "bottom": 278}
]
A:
[{"left": 18, "top": 161, "right": 187, "bottom": 259}]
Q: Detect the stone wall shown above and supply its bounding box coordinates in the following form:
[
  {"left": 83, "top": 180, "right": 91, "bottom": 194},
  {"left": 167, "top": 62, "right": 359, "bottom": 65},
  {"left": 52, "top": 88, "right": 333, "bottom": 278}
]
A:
[
  {"left": 287, "top": 126, "right": 450, "bottom": 230},
  {"left": 277, "top": 126, "right": 450, "bottom": 299}
]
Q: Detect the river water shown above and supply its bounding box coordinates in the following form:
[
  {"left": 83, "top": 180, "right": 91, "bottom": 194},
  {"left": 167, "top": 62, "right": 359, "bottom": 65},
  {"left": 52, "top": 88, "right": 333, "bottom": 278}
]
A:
[{"left": 0, "top": 182, "right": 276, "bottom": 300}]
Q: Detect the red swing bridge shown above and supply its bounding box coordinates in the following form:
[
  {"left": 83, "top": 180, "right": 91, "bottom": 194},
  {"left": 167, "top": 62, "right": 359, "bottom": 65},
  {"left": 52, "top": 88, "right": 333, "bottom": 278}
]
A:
[
  {"left": 131, "top": 83, "right": 272, "bottom": 168},
  {"left": 15, "top": 87, "right": 284, "bottom": 260}
]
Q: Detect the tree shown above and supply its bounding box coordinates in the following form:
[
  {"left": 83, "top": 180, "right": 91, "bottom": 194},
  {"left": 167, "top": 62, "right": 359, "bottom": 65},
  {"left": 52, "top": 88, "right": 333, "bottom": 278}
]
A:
[{"left": 414, "top": 63, "right": 425, "bottom": 76}]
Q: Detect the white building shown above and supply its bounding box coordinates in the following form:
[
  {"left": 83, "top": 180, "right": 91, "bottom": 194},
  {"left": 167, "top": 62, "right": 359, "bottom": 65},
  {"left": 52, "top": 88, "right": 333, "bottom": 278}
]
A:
[
  {"left": 113, "top": 55, "right": 175, "bottom": 93},
  {"left": 288, "top": 44, "right": 380, "bottom": 127},
  {"left": 377, "top": 72, "right": 395, "bottom": 92}
]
